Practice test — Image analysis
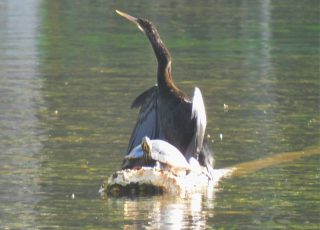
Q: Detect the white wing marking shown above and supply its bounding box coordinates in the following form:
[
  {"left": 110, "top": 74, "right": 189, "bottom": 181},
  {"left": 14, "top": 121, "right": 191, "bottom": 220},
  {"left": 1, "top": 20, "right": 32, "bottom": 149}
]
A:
[{"left": 191, "top": 87, "right": 207, "bottom": 153}]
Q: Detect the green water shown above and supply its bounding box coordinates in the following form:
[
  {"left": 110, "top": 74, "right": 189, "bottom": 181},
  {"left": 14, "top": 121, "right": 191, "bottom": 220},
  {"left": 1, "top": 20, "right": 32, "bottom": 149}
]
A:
[{"left": 0, "top": 0, "right": 319, "bottom": 229}]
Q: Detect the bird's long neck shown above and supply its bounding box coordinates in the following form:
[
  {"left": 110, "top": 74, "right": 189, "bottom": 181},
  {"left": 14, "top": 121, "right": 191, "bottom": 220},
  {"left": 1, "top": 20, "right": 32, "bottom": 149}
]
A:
[{"left": 145, "top": 31, "right": 178, "bottom": 95}]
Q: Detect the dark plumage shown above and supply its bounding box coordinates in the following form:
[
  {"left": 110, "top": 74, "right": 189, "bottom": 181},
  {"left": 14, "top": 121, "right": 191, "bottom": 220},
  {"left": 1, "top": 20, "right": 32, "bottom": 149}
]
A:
[{"left": 116, "top": 10, "right": 214, "bottom": 176}]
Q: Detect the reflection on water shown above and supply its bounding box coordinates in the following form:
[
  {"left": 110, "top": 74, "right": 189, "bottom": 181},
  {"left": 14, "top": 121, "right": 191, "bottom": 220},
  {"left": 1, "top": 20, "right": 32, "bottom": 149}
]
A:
[
  {"left": 0, "top": 0, "right": 319, "bottom": 229},
  {"left": 120, "top": 194, "right": 208, "bottom": 229},
  {"left": 104, "top": 175, "right": 220, "bottom": 229}
]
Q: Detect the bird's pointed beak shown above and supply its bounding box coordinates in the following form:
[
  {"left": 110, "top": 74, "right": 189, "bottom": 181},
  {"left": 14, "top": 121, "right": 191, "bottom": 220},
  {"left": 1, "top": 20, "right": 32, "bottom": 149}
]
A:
[{"left": 116, "top": 10, "right": 144, "bottom": 32}]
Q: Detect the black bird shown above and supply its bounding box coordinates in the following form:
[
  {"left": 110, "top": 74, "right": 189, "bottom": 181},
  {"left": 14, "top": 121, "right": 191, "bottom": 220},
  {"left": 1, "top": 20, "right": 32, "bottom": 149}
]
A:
[{"left": 116, "top": 10, "right": 214, "bottom": 175}]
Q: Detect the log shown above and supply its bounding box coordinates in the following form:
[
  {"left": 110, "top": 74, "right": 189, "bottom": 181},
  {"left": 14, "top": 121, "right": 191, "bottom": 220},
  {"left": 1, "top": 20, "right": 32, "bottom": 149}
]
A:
[
  {"left": 100, "top": 145, "right": 319, "bottom": 197},
  {"left": 100, "top": 167, "right": 233, "bottom": 197}
]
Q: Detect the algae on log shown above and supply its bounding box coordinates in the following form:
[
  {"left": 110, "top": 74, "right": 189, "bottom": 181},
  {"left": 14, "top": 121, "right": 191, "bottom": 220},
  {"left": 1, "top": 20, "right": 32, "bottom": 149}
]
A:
[{"left": 101, "top": 145, "right": 319, "bottom": 197}]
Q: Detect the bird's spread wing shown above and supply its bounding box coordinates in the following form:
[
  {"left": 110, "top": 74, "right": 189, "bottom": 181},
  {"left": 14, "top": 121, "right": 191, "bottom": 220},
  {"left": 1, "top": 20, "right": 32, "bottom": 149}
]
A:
[
  {"left": 191, "top": 87, "right": 207, "bottom": 152},
  {"left": 126, "top": 85, "right": 164, "bottom": 153},
  {"left": 130, "top": 85, "right": 157, "bottom": 109},
  {"left": 185, "top": 87, "right": 207, "bottom": 159}
]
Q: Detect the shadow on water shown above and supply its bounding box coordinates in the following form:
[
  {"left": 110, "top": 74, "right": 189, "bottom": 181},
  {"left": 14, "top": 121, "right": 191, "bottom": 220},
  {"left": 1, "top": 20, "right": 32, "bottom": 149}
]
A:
[{"left": 0, "top": 0, "right": 319, "bottom": 229}]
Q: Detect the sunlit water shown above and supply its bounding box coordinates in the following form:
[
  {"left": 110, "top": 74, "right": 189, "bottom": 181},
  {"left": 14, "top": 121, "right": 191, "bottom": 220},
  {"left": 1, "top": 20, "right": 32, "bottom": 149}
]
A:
[{"left": 0, "top": 0, "right": 319, "bottom": 229}]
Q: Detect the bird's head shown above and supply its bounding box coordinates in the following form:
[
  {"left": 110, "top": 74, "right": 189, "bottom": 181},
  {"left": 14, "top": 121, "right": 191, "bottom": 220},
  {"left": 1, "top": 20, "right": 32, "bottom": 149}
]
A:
[{"left": 116, "top": 10, "right": 159, "bottom": 38}]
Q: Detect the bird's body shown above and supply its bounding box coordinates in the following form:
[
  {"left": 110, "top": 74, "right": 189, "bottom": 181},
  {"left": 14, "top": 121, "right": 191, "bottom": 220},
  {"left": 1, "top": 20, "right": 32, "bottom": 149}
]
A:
[
  {"left": 116, "top": 10, "right": 214, "bottom": 176},
  {"left": 125, "top": 137, "right": 191, "bottom": 175}
]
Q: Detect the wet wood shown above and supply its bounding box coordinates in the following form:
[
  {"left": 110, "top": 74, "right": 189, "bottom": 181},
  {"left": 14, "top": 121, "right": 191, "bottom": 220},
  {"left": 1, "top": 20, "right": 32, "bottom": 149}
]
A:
[
  {"left": 102, "top": 145, "right": 319, "bottom": 197},
  {"left": 229, "top": 145, "right": 320, "bottom": 177}
]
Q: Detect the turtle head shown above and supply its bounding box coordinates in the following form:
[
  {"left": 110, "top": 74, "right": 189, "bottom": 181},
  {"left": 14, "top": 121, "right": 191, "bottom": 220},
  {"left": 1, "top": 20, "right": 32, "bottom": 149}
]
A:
[{"left": 141, "top": 136, "right": 152, "bottom": 163}]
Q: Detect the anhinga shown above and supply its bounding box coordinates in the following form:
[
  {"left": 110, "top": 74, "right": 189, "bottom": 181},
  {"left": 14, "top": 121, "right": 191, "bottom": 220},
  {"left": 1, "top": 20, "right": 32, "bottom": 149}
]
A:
[{"left": 116, "top": 10, "right": 214, "bottom": 176}]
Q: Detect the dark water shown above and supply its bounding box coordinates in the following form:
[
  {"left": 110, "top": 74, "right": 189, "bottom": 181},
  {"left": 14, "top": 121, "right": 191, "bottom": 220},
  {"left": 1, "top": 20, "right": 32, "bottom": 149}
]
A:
[{"left": 0, "top": 0, "right": 319, "bottom": 229}]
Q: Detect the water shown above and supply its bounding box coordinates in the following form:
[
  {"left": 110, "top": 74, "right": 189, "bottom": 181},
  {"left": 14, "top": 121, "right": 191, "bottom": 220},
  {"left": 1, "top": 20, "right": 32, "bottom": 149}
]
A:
[{"left": 0, "top": 0, "right": 319, "bottom": 229}]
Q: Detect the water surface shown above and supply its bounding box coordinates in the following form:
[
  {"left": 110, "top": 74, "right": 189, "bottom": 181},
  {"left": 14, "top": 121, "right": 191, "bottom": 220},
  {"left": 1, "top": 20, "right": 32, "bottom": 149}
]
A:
[{"left": 0, "top": 0, "right": 319, "bottom": 229}]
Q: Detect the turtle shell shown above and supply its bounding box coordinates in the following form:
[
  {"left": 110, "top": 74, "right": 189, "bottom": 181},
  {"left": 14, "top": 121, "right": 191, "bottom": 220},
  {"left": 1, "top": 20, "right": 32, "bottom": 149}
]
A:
[{"left": 148, "top": 139, "right": 191, "bottom": 171}]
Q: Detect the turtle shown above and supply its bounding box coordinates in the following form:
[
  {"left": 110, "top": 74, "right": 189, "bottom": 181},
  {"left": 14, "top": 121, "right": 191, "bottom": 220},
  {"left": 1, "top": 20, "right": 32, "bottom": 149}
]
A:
[{"left": 125, "top": 136, "right": 192, "bottom": 176}]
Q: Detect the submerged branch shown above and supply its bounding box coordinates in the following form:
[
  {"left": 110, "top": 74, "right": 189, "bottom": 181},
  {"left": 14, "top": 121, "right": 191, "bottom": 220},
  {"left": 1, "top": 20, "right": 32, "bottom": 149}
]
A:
[{"left": 228, "top": 145, "right": 320, "bottom": 177}]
